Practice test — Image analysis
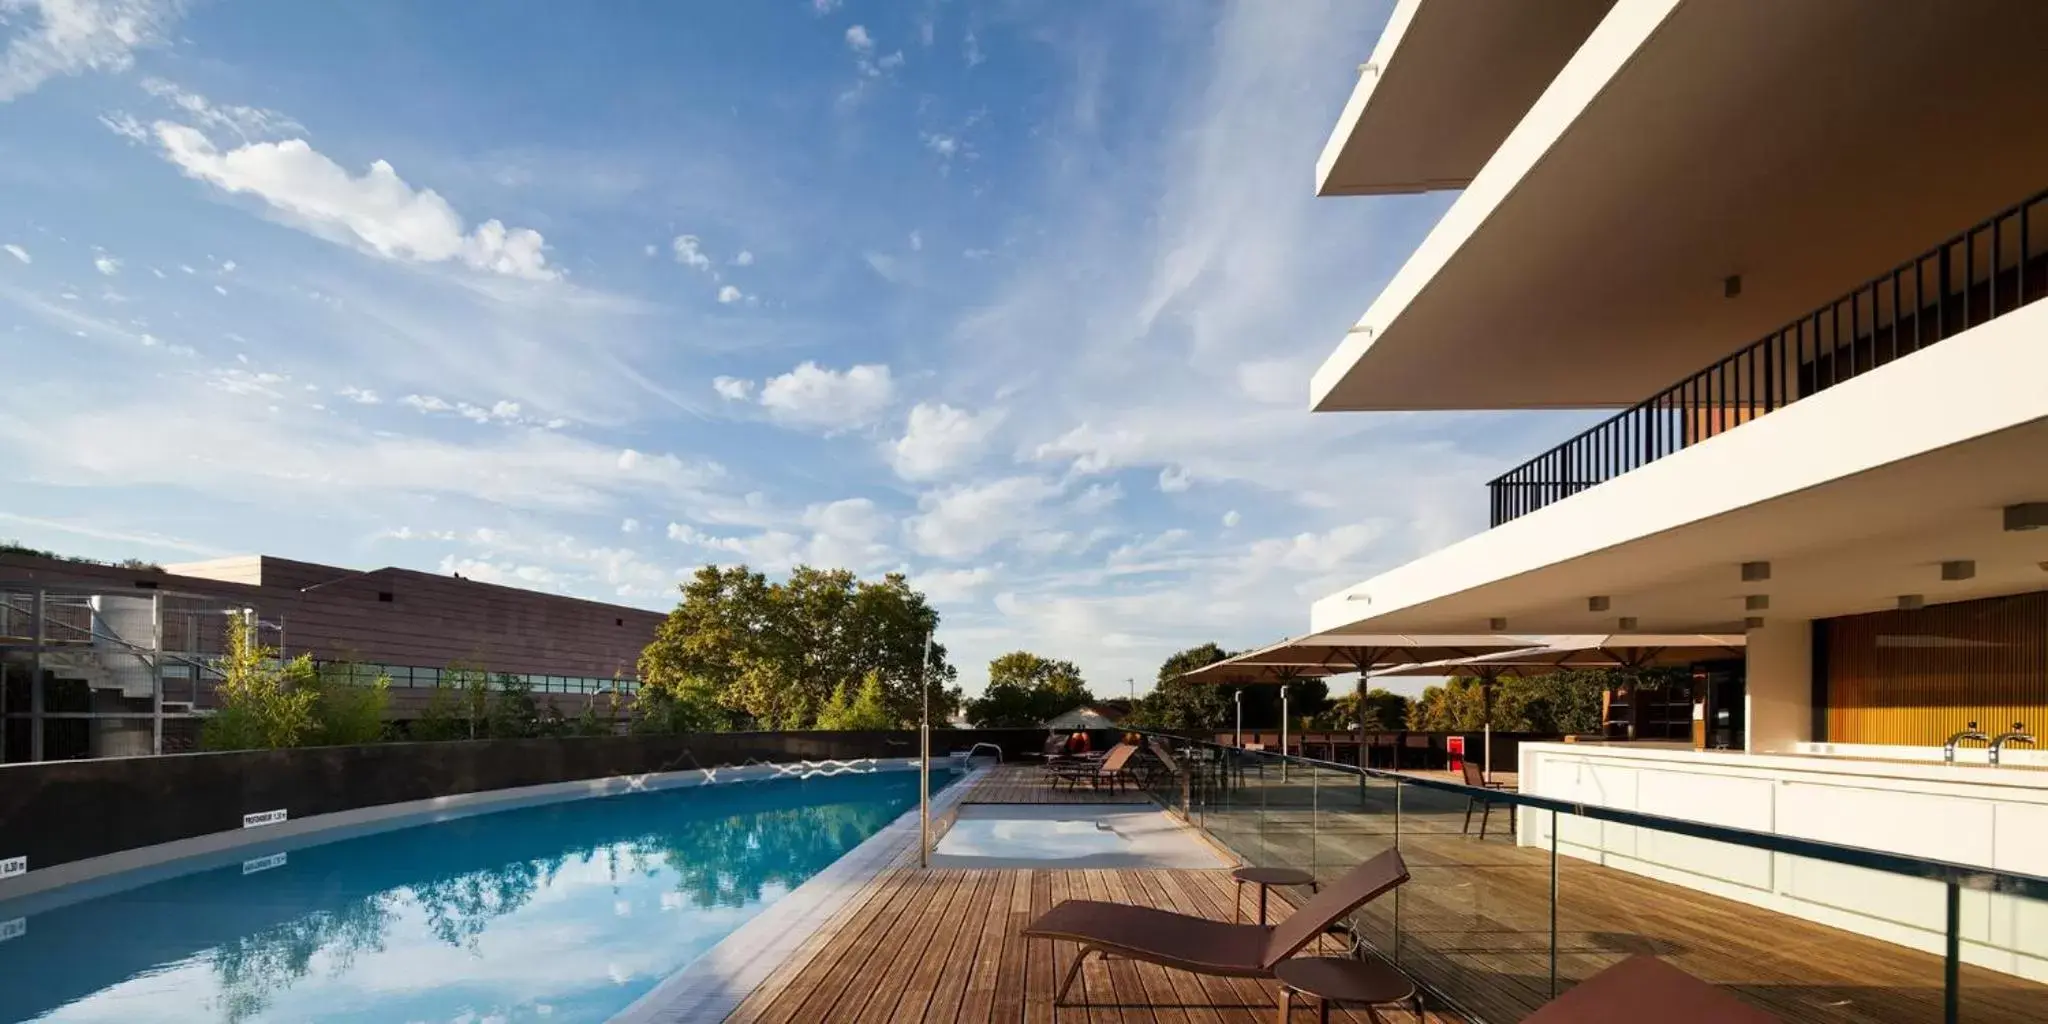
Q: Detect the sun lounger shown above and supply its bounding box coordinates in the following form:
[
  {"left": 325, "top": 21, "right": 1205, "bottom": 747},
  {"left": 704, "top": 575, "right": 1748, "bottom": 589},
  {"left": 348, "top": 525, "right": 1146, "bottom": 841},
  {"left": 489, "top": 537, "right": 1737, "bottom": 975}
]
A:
[{"left": 1022, "top": 848, "right": 1409, "bottom": 1005}]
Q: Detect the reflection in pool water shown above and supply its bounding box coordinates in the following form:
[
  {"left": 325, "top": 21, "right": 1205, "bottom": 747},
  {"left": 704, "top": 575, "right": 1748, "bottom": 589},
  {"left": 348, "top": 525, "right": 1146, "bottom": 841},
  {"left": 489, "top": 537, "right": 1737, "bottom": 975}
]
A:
[{"left": 0, "top": 769, "right": 950, "bottom": 1023}]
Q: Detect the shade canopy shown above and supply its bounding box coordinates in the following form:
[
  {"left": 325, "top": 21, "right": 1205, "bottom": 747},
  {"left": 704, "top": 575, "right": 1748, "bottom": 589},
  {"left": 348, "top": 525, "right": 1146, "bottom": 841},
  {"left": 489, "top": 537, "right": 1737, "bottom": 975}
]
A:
[
  {"left": 1381, "top": 634, "right": 1746, "bottom": 677},
  {"left": 1174, "top": 632, "right": 1538, "bottom": 685}
]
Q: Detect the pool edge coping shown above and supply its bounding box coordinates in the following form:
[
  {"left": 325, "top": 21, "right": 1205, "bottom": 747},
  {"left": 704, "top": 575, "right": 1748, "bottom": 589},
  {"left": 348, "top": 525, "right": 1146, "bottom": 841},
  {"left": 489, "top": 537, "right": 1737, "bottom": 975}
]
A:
[{"left": 610, "top": 762, "right": 989, "bottom": 1024}]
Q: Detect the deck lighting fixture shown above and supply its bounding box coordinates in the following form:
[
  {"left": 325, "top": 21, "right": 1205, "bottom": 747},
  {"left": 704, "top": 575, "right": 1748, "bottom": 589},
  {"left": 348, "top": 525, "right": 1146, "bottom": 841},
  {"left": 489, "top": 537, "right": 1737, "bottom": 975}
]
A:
[
  {"left": 1745, "top": 595, "right": 1770, "bottom": 611},
  {"left": 1941, "top": 560, "right": 1977, "bottom": 581},
  {"left": 1588, "top": 596, "right": 1611, "bottom": 612},
  {"left": 1740, "top": 561, "right": 1771, "bottom": 582},
  {"left": 1723, "top": 274, "right": 1743, "bottom": 299},
  {"left": 1898, "top": 595, "right": 1926, "bottom": 610},
  {"left": 2005, "top": 503, "right": 2048, "bottom": 531},
  {"left": 1618, "top": 617, "right": 1638, "bottom": 631},
  {"left": 1744, "top": 616, "right": 1765, "bottom": 629},
  {"left": 1488, "top": 617, "right": 1507, "bottom": 631}
]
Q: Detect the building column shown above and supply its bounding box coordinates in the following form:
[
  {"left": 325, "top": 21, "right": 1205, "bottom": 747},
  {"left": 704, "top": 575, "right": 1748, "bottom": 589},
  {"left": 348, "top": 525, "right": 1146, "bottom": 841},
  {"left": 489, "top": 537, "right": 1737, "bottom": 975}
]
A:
[{"left": 1746, "top": 618, "right": 1813, "bottom": 752}]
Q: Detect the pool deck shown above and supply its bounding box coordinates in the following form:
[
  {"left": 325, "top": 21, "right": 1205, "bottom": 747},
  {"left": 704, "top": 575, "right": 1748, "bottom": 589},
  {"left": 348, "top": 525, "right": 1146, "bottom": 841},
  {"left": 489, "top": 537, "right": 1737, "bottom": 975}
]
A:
[
  {"left": 961, "top": 760, "right": 1154, "bottom": 805},
  {"left": 706, "top": 762, "right": 2048, "bottom": 1022}
]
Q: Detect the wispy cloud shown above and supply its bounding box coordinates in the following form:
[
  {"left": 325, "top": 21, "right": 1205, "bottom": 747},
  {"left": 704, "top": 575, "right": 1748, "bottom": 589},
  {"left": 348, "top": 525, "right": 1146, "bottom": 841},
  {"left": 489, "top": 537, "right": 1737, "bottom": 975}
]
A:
[{"left": 0, "top": 0, "right": 181, "bottom": 103}]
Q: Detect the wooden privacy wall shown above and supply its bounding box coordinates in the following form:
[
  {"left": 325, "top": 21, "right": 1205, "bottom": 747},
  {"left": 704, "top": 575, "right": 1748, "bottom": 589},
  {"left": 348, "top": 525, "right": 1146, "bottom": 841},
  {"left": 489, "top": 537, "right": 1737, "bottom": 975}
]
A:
[{"left": 1824, "top": 590, "right": 2048, "bottom": 746}]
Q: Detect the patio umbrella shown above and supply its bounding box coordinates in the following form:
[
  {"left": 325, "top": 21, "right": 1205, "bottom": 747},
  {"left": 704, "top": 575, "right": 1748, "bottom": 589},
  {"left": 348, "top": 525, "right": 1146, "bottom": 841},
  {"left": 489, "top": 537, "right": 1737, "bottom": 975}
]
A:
[{"left": 1176, "top": 633, "right": 1537, "bottom": 767}]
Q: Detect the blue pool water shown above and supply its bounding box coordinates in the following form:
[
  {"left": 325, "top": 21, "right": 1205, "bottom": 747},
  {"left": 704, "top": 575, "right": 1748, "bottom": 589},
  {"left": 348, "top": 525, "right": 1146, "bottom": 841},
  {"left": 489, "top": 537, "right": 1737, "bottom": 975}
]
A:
[{"left": 0, "top": 769, "right": 953, "bottom": 1023}]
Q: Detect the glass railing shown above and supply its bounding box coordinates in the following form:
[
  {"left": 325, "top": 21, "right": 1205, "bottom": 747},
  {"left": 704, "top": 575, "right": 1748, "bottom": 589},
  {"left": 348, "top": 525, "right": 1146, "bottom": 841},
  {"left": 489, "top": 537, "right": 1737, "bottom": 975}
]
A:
[{"left": 1138, "top": 731, "right": 2048, "bottom": 1024}]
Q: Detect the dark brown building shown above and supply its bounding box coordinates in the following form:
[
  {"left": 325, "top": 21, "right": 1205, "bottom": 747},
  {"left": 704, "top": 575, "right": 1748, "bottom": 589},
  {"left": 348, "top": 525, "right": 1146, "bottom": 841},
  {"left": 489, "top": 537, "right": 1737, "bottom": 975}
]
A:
[{"left": 0, "top": 553, "right": 667, "bottom": 760}]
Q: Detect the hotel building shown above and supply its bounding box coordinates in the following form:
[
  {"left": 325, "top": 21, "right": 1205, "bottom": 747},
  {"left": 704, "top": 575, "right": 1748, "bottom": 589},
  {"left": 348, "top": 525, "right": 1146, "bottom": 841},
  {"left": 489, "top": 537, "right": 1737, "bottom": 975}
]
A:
[{"left": 1307, "top": 0, "right": 2048, "bottom": 974}]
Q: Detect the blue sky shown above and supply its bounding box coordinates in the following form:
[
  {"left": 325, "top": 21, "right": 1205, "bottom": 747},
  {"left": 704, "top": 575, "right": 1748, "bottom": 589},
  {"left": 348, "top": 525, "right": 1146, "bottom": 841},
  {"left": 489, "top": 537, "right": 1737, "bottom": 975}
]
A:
[{"left": 0, "top": 0, "right": 1572, "bottom": 694}]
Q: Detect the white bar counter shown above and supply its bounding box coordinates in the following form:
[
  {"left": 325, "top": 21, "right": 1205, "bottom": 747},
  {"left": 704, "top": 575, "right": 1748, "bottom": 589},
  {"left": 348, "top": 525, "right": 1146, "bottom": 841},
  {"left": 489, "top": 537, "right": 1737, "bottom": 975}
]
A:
[{"left": 1516, "top": 741, "right": 2048, "bottom": 982}]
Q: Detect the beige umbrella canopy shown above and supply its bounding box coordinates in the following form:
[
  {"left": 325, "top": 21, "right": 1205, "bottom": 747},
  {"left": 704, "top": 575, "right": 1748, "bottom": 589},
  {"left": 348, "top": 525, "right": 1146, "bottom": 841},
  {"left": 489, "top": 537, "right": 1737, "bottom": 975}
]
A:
[{"left": 1393, "top": 634, "right": 1746, "bottom": 675}]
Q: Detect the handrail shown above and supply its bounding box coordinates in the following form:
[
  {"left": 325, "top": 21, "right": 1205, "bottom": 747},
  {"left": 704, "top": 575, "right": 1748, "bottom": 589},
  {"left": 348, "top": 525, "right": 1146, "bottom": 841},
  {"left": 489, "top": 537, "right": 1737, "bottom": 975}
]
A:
[
  {"left": 1137, "top": 729, "right": 2048, "bottom": 902},
  {"left": 1487, "top": 187, "right": 2047, "bottom": 526}
]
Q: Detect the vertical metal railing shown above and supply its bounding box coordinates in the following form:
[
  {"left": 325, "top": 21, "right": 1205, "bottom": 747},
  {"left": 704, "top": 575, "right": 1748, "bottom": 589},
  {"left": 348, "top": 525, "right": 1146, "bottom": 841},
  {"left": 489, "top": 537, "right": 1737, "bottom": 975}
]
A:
[{"left": 1487, "top": 188, "right": 2046, "bottom": 526}]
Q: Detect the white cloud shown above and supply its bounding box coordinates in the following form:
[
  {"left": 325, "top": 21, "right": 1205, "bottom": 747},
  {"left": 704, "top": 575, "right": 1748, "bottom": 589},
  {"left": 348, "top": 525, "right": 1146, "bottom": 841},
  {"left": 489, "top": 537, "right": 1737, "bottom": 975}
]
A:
[
  {"left": 338, "top": 385, "right": 380, "bottom": 404},
  {"left": 811, "top": 0, "right": 839, "bottom": 11},
  {"left": 888, "top": 402, "right": 999, "bottom": 480},
  {"left": 913, "top": 565, "right": 998, "bottom": 604},
  {"left": 757, "top": 361, "right": 894, "bottom": 433},
  {"left": 845, "top": 25, "right": 873, "bottom": 52},
  {"left": 922, "top": 133, "right": 959, "bottom": 159},
  {"left": 963, "top": 30, "right": 984, "bottom": 68},
  {"left": 93, "top": 255, "right": 121, "bottom": 276},
  {"left": 1222, "top": 509, "right": 1241, "bottom": 528},
  {"left": 877, "top": 51, "right": 904, "bottom": 71},
  {"left": 711, "top": 375, "right": 754, "bottom": 402},
  {"left": 211, "top": 283, "right": 227, "bottom": 295},
  {"left": 139, "top": 77, "right": 301, "bottom": 140},
  {"left": 0, "top": 0, "right": 178, "bottom": 103},
  {"left": 1072, "top": 482, "right": 1121, "bottom": 514},
  {"left": 2, "top": 244, "right": 27, "bottom": 264},
  {"left": 732, "top": 250, "right": 754, "bottom": 266},
  {"left": 905, "top": 475, "right": 1061, "bottom": 559},
  {"left": 401, "top": 393, "right": 453, "bottom": 413},
  {"left": 716, "top": 284, "right": 743, "bottom": 304},
  {"left": 671, "top": 234, "right": 711, "bottom": 271},
  {"left": 620, "top": 517, "right": 640, "bottom": 534},
  {"left": 1157, "top": 465, "right": 1192, "bottom": 492},
  {"left": 148, "top": 120, "right": 560, "bottom": 280},
  {"left": 908, "top": 230, "right": 923, "bottom": 252}
]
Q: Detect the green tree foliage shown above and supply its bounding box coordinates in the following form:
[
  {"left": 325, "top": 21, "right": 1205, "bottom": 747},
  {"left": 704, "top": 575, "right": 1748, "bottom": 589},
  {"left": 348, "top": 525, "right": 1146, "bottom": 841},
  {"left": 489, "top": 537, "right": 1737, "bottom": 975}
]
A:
[
  {"left": 1411, "top": 669, "right": 1664, "bottom": 734},
  {"left": 1128, "top": 643, "right": 1232, "bottom": 730},
  {"left": 638, "top": 564, "right": 959, "bottom": 729},
  {"left": 814, "top": 670, "right": 900, "bottom": 730},
  {"left": 1309, "top": 688, "right": 1412, "bottom": 731},
  {"left": 306, "top": 663, "right": 391, "bottom": 746},
  {"left": 485, "top": 672, "right": 542, "bottom": 739},
  {"left": 1411, "top": 677, "right": 1491, "bottom": 732},
  {"left": 630, "top": 673, "right": 730, "bottom": 734},
  {"left": 203, "top": 615, "right": 318, "bottom": 751},
  {"left": 965, "top": 651, "right": 1091, "bottom": 726}
]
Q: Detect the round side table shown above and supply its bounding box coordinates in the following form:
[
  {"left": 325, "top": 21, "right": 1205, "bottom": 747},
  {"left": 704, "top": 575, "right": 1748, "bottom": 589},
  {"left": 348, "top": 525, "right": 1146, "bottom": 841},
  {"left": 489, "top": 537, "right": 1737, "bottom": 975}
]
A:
[
  {"left": 1231, "top": 866, "right": 1318, "bottom": 925},
  {"left": 1273, "top": 956, "right": 1421, "bottom": 1024}
]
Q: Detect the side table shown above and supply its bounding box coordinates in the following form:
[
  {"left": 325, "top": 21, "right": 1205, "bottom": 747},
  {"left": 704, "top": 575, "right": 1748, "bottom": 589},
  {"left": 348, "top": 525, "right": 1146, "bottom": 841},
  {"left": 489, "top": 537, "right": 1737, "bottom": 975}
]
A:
[
  {"left": 1273, "top": 956, "right": 1421, "bottom": 1023},
  {"left": 1231, "top": 866, "right": 1319, "bottom": 925}
]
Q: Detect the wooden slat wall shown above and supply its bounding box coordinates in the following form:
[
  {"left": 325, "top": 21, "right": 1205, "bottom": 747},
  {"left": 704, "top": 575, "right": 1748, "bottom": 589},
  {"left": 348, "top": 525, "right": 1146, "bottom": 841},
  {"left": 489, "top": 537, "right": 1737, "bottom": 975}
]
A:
[{"left": 1824, "top": 590, "right": 2048, "bottom": 746}]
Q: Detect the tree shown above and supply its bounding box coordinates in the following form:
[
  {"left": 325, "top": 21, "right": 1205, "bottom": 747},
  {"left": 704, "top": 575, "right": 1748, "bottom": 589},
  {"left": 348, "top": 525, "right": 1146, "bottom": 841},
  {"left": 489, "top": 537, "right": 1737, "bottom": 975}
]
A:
[
  {"left": 306, "top": 662, "right": 391, "bottom": 746},
  {"left": 814, "top": 670, "right": 899, "bottom": 730},
  {"left": 630, "top": 673, "right": 730, "bottom": 735},
  {"left": 1308, "top": 688, "right": 1411, "bottom": 732},
  {"left": 1129, "top": 643, "right": 1231, "bottom": 730},
  {"left": 203, "top": 615, "right": 318, "bottom": 751},
  {"left": 486, "top": 672, "right": 542, "bottom": 739},
  {"left": 638, "top": 564, "right": 959, "bottom": 729},
  {"left": 965, "top": 651, "right": 1091, "bottom": 727},
  {"left": 1412, "top": 677, "right": 1490, "bottom": 732}
]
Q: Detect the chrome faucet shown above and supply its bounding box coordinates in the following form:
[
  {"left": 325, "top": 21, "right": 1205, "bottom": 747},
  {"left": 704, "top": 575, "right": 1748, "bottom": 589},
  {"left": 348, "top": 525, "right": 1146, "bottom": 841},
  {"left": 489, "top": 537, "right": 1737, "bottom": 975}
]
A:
[
  {"left": 1943, "top": 721, "right": 1991, "bottom": 763},
  {"left": 1990, "top": 723, "right": 2036, "bottom": 767}
]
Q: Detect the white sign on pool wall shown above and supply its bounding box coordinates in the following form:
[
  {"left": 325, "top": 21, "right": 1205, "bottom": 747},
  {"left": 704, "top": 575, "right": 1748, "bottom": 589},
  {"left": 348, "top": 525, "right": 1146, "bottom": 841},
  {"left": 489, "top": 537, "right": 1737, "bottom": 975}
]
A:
[
  {"left": 0, "top": 918, "right": 24, "bottom": 943},
  {"left": 242, "top": 852, "right": 288, "bottom": 875},
  {"left": 0, "top": 855, "right": 25, "bottom": 880},
  {"left": 242, "top": 809, "right": 288, "bottom": 828}
]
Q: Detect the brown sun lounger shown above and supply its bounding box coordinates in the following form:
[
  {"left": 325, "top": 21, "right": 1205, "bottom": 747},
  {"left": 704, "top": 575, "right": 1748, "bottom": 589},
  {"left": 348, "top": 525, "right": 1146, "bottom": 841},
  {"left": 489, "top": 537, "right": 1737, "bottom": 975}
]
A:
[
  {"left": 1047, "top": 741, "right": 1139, "bottom": 791},
  {"left": 1022, "top": 847, "right": 1409, "bottom": 1005},
  {"left": 1523, "top": 955, "right": 1779, "bottom": 1023}
]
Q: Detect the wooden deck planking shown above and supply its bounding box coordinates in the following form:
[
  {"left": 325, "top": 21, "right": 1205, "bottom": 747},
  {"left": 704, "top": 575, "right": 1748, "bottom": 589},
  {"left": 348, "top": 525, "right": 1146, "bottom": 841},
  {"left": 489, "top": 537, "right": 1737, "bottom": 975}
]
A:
[
  {"left": 963, "top": 762, "right": 1153, "bottom": 805},
  {"left": 1218, "top": 782, "right": 2048, "bottom": 1024},
  {"left": 729, "top": 864, "right": 1467, "bottom": 1024}
]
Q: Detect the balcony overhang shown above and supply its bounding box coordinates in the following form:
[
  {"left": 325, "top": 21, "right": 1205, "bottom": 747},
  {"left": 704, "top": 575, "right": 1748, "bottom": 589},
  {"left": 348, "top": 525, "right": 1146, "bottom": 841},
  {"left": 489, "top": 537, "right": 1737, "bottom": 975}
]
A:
[
  {"left": 1311, "top": 301, "right": 2048, "bottom": 635},
  {"left": 1312, "top": 0, "right": 2048, "bottom": 412},
  {"left": 1313, "top": 0, "right": 1614, "bottom": 198}
]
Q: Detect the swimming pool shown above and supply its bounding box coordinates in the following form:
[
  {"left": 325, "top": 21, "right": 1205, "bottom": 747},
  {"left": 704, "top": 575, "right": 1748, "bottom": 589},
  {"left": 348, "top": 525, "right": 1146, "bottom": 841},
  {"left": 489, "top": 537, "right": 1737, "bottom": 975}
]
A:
[{"left": 0, "top": 768, "right": 954, "bottom": 1023}]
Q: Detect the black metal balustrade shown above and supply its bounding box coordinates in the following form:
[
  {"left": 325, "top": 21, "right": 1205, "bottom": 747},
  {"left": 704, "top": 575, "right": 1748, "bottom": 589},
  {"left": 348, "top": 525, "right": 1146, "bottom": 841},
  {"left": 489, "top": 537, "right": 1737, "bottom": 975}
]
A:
[{"left": 1489, "top": 189, "right": 2048, "bottom": 527}]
